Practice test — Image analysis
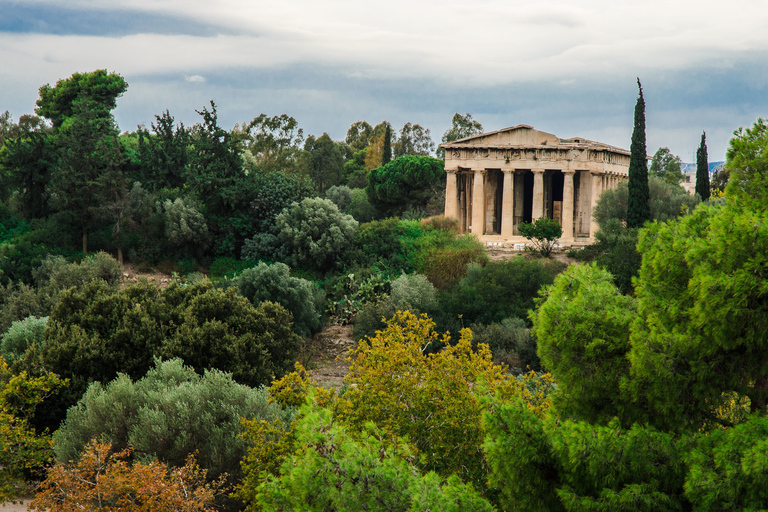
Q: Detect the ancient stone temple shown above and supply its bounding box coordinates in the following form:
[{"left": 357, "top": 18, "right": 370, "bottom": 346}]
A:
[{"left": 441, "top": 125, "right": 630, "bottom": 245}]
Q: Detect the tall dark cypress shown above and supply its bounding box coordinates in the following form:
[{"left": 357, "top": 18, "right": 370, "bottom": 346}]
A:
[
  {"left": 382, "top": 125, "right": 392, "bottom": 164},
  {"left": 626, "top": 78, "right": 651, "bottom": 228},
  {"left": 695, "top": 131, "right": 710, "bottom": 200}
]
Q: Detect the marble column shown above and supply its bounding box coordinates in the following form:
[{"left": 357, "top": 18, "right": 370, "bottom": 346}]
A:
[
  {"left": 444, "top": 168, "right": 459, "bottom": 220},
  {"left": 561, "top": 170, "right": 575, "bottom": 243},
  {"left": 532, "top": 169, "right": 545, "bottom": 220},
  {"left": 589, "top": 171, "right": 603, "bottom": 238},
  {"left": 501, "top": 169, "right": 515, "bottom": 237},
  {"left": 471, "top": 169, "right": 486, "bottom": 235}
]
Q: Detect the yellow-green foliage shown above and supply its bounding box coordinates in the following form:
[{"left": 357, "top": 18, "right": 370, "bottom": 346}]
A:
[
  {"left": 336, "top": 311, "right": 546, "bottom": 494},
  {"left": 0, "top": 356, "right": 65, "bottom": 504}
]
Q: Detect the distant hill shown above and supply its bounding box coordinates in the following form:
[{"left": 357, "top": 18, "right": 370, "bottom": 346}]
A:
[{"left": 681, "top": 161, "right": 724, "bottom": 174}]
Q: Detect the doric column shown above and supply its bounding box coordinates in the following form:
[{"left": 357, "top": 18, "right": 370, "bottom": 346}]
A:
[
  {"left": 444, "top": 168, "right": 459, "bottom": 220},
  {"left": 501, "top": 169, "right": 515, "bottom": 237},
  {"left": 532, "top": 169, "right": 545, "bottom": 220},
  {"left": 589, "top": 171, "right": 603, "bottom": 238},
  {"left": 471, "top": 169, "right": 486, "bottom": 235},
  {"left": 561, "top": 170, "right": 575, "bottom": 243}
]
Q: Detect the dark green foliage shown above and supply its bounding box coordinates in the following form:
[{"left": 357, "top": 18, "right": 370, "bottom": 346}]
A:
[
  {"left": 19, "top": 279, "right": 300, "bottom": 430},
  {"left": 185, "top": 101, "right": 245, "bottom": 253},
  {"left": 275, "top": 197, "right": 358, "bottom": 273},
  {"left": 304, "top": 133, "right": 344, "bottom": 193},
  {"left": 235, "top": 262, "right": 322, "bottom": 337},
  {"left": 0, "top": 128, "right": 54, "bottom": 219},
  {"left": 382, "top": 124, "right": 392, "bottom": 164},
  {"left": 35, "top": 70, "right": 128, "bottom": 128},
  {"left": 695, "top": 132, "right": 710, "bottom": 200},
  {"left": 629, "top": 198, "right": 768, "bottom": 431},
  {"left": 470, "top": 317, "right": 539, "bottom": 372},
  {"left": 484, "top": 399, "right": 689, "bottom": 512},
  {"left": 344, "top": 188, "right": 376, "bottom": 223},
  {"left": 518, "top": 217, "right": 563, "bottom": 256},
  {"left": 208, "top": 256, "right": 256, "bottom": 279},
  {"left": 257, "top": 406, "right": 493, "bottom": 512},
  {"left": 592, "top": 177, "right": 698, "bottom": 293},
  {"left": 50, "top": 98, "right": 126, "bottom": 254},
  {"left": 135, "top": 110, "right": 189, "bottom": 190},
  {"left": 243, "top": 113, "right": 304, "bottom": 174},
  {"left": 685, "top": 413, "right": 768, "bottom": 510},
  {"left": 483, "top": 399, "right": 563, "bottom": 512},
  {"left": 626, "top": 79, "right": 651, "bottom": 228},
  {"left": 550, "top": 420, "right": 688, "bottom": 512},
  {"left": 533, "top": 263, "right": 637, "bottom": 423},
  {"left": 54, "top": 359, "right": 294, "bottom": 484},
  {"left": 593, "top": 221, "right": 642, "bottom": 295},
  {"left": 438, "top": 258, "right": 563, "bottom": 328},
  {"left": 366, "top": 155, "right": 444, "bottom": 216},
  {"left": 0, "top": 252, "right": 122, "bottom": 335}
]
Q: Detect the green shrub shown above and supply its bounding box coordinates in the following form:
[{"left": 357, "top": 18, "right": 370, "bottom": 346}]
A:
[
  {"left": 594, "top": 220, "right": 643, "bottom": 294},
  {"left": 209, "top": 256, "right": 256, "bottom": 279},
  {"left": 255, "top": 406, "right": 493, "bottom": 512},
  {"left": 421, "top": 240, "right": 487, "bottom": 290},
  {"left": 0, "top": 315, "right": 47, "bottom": 364},
  {"left": 18, "top": 279, "right": 301, "bottom": 431},
  {"left": 438, "top": 257, "right": 563, "bottom": 329},
  {"left": 470, "top": 317, "right": 539, "bottom": 372},
  {"left": 344, "top": 188, "right": 376, "bottom": 223},
  {"left": 235, "top": 261, "right": 322, "bottom": 337},
  {"left": 54, "top": 358, "right": 294, "bottom": 493},
  {"left": 275, "top": 197, "right": 358, "bottom": 272},
  {"left": 517, "top": 218, "right": 563, "bottom": 256},
  {"left": 389, "top": 273, "right": 437, "bottom": 313},
  {"left": 366, "top": 155, "right": 445, "bottom": 216},
  {"left": 324, "top": 185, "right": 352, "bottom": 211}
]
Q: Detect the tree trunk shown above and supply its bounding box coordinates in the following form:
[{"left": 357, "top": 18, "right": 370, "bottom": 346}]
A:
[
  {"left": 117, "top": 246, "right": 123, "bottom": 265},
  {"left": 82, "top": 230, "right": 88, "bottom": 256}
]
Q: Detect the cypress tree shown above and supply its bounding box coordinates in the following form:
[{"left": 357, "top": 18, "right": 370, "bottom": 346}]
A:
[
  {"left": 695, "top": 131, "right": 710, "bottom": 200},
  {"left": 382, "top": 125, "right": 392, "bottom": 164},
  {"left": 626, "top": 78, "right": 651, "bottom": 228}
]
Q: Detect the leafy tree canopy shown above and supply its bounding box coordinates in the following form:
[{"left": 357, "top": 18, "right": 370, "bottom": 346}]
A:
[
  {"left": 366, "top": 155, "right": 444, "bottom": 216},
  {"left": 649, "top": 147, "right": 683, "bottom": 185},
  {"left": 35, "top": 69, "right": 127, "bottom": 127}
]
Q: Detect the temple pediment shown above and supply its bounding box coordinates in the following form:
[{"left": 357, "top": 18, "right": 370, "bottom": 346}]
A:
[
  {"left": 444, "top": 125, "right": 560, "bottom": 148},
  {"left": 441, "top": 125, "right": 628, "bottom": 155}
]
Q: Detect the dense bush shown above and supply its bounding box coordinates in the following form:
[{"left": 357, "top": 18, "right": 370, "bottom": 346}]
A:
[
  {"left": 162, "top": 197, "right": 210, "bottom": 258},
  {"left": 235, "top": 262, "right": 322, "bottom": 337},
  {"left": 593, "top": 220, "right": 643, "bottom": 294},
  {"left": 18, "top": 279, "right": 301, "bottom": 430},
  {"left": 438, "top": 257, "right": 563, "bottom": 329},
  {"left": 344, "top": 188, "right": 376, "bottom": 223},
  {"left": 470, "top": 317, "right": 539, "bottom": 372},
  {"left": 593, "top": 176, "right": 699, "bottom": 229},
  {"left": 0, "top": 252, "right": 122, "bottom": 335},
  {"left": 324, "top": 185, "right": 352, "bottom": 211},
  {"left": 517, "top": 217, "right": 563, "bottom": 256},
  {"left": 366, "top": 155, "right": 444, "bottom": 216},
  {"left": 275, "top": 197, "right": 358, "bottom": 273},
  {"left": 254, "top": 406, "right": 493, "bottom": 512},
  {"left": 0, "top": 315, "right": 47, "bottom": 364},
  {"left": 54, "top": 359, "right": 294, "bottom": 485},
  {"left": 533, "top": 263, "right": 637, "bottom": 424}
]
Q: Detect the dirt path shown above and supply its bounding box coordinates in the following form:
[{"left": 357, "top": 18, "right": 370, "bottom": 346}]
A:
[{"left": 305, "top": 324, "right": 356, "bottom": 389}]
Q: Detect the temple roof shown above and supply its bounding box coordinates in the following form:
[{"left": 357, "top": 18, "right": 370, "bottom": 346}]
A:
[{"left": 440, "top": 125, "right": 630, "bottom": 155}]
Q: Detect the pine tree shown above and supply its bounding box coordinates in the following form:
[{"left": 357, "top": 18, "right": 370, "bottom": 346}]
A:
[
  {"left": 695, "top": 131, "right": 710, "bottom": 200},
  {"left": 382, "top": 125, "right": 392, "bottom": 164},
  {"left": 626, "top": 79, "right": 651, "bottom": 228}
]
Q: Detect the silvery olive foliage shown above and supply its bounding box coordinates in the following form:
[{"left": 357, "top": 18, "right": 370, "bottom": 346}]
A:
[
  {"left": 162, "top": 197, "right": 210, "bottom": 249},
  {"left": 276, "top": 198, "right": 358, "bottom": 272}
]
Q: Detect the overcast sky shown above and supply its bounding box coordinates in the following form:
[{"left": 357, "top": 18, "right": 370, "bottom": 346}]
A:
[{"left": 2, "top": 0, "right": 767, "bottom": 162}]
